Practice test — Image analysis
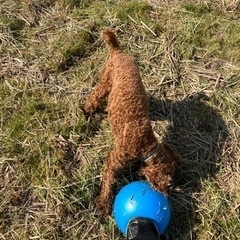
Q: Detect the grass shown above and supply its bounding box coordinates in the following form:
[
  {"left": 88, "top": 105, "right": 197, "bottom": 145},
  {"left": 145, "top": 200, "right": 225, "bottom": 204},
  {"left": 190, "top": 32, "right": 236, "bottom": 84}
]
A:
[{"left": 0, "top": 0, "right": 240, "bottom": 239}]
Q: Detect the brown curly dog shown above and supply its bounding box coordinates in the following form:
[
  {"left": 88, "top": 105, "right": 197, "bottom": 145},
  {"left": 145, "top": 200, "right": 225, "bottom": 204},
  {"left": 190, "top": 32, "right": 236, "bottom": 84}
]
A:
[{"left": 83, "top": 29, "right": 180, "bottom": 215}]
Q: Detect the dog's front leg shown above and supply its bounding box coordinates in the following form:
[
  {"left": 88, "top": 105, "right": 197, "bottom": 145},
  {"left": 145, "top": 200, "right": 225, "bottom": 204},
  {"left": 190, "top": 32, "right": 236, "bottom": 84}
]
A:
[{"left": 97, "top": 149, "right": 125, "bottom": 216}]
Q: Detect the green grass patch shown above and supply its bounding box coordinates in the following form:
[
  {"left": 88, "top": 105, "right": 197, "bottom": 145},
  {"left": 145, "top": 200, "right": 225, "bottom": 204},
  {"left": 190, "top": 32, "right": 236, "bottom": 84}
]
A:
[
  {"left": 0, "top": 15, "right": 25, "bottom": 36},
  {"left": 116, "top": 0, "right": 152, "bottom": 22},
  {"left": 1, "top": 84, "right": 86, "bottom": 158},
  {"left": 196, "top": 180, "right": 240, "bottom": 239},
  {"left": 164, "top": 3, "right": 240, "bottom": 63},
  {"left": 183, "top": 2, "right": 212, "bottom": 16},
  {"left": 59, "top": 30, "right": 96, "bottom": 71}
]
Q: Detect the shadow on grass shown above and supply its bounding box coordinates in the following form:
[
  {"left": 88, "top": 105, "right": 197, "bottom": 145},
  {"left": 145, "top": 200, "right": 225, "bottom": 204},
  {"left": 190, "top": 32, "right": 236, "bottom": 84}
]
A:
[{"left": 148, "top": 92, "right": 229, "bottom": 239}]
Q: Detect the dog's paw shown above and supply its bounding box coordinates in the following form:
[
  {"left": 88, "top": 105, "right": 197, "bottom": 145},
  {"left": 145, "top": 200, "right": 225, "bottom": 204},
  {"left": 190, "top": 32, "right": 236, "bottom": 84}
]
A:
[{"left": 80, "top": 106, "right": 92, "bottom": 120}]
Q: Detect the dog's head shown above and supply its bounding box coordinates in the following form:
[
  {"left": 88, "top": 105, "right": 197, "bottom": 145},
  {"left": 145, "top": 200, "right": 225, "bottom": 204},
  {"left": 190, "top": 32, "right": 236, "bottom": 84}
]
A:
[{"left": 140, "top": 143, "right": 181, "bottom": 192}]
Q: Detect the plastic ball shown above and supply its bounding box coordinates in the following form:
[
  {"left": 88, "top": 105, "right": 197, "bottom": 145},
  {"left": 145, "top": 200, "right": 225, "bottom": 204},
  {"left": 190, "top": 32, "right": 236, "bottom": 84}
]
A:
[{"left": 113, "top": 181, "right": 171, "bottom": 236}]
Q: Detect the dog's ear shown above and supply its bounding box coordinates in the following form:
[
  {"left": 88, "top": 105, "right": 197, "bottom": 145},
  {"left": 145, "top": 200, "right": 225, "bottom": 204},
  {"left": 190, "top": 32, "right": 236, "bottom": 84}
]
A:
[
  {"left": 163, "top": 143, "right": 181, "bottom": 163},
  {"left": 139, "top": 163, "right": 171, "bottom": 193}
]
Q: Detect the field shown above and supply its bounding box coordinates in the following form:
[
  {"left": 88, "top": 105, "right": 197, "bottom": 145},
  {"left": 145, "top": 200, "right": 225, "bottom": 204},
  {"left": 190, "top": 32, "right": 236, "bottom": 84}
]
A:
[{"left": 0, "top": 0, "right": 239, "bottom": 239}]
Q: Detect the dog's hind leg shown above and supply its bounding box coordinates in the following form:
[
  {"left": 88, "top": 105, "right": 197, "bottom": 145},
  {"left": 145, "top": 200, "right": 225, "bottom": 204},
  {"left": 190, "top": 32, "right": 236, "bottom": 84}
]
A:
[{"left": 84, "top": 65, "right": 112, "bottom": 114}]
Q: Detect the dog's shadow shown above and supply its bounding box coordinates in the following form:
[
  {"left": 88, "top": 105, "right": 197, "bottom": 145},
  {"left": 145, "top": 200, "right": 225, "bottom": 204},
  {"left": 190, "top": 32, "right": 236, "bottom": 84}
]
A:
[{"left": 148, "top": 92, "right": 229, "bottom": 239}]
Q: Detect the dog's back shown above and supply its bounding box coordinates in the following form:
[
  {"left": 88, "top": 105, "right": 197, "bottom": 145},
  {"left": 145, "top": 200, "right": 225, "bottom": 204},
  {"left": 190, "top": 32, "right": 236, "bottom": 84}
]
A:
[{"left": 102, "top": 30, "right": 150, "bottom": 138}]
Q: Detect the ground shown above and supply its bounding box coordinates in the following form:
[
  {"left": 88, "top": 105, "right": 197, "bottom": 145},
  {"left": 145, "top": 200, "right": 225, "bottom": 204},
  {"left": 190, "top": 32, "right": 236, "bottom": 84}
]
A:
[{"left": 0, "top": 0, "right": 239, "bottom": 239}]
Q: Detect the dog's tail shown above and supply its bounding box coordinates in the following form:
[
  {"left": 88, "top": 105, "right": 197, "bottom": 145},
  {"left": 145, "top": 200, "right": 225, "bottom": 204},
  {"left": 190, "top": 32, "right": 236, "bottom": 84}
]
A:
[{"left": 102, "top": 29, "right": 120, "bottom": 54}]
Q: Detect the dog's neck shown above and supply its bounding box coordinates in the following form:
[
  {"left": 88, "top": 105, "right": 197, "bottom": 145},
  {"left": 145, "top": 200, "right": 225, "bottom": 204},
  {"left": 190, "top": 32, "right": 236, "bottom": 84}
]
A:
[{"left": 139, "top": 143, "right": 160, "bottom": 162}]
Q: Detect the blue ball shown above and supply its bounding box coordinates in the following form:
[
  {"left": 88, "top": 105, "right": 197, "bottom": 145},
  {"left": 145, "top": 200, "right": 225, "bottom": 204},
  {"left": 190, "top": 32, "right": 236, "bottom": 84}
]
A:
[{"left": 113, "top": 181, "right": 171, "bottom": 236}]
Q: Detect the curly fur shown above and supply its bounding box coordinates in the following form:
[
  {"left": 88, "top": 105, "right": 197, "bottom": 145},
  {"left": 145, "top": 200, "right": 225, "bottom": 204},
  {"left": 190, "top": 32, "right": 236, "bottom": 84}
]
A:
[{"left": 83, "top": 29, "right": 181, "bottom": 215}]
